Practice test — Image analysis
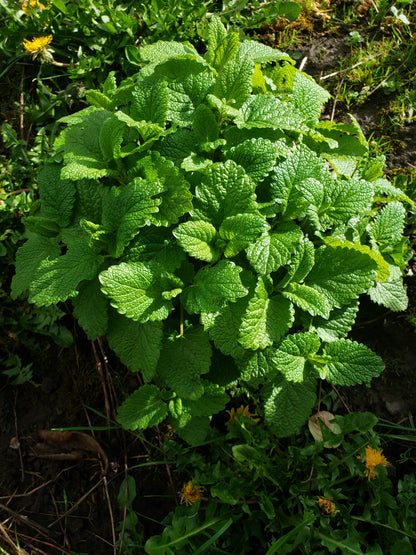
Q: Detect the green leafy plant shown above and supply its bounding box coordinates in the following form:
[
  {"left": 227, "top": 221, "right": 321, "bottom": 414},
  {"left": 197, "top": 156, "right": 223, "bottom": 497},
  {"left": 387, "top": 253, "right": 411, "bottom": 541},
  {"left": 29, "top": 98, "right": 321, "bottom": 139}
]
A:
[
  {"left": 12, "top": 16, "right": 412, "bottom": 444},
  {"left": 0, "top": 159, "right": 73, "bottom": 384},
  {"left": 139, "top": 410, "right": 416, "bottom": 553},
  {"left": 116, "top": 475, "right": 144, "bottom": 553},
  {"left": 105, "top": 407, "right": 416, "bottom": 553}
]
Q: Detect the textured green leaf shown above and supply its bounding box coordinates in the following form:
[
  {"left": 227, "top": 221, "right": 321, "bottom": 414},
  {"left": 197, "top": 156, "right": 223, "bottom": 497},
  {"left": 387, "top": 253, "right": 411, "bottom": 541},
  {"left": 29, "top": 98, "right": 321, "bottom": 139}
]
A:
[
  {"left": 223, "top": 125, "right": 291, "bottom": 153},
  {"left": 238, "top": 349, "right": 275, "bottom": 387},
  {"left": 29, "top": 237, "right": 103, "bottom": 306},
  {"left": 269, "top": 62, "right": 297, "bottom": 92},
  {"left": 182, "top": 260, "right": 248, "bottom": 314},
  {"left": 86, "top": 90, "right": 114, "bottom": 111},
  {"left": 11, "top": 236, "right": 61, "bottom": 299},
  {"left": 270, "top": 332, "right": 321, "bottom": 382},
  {"left": 323, "top": 237, "right": 390, "bottom": 283},
  {"left": 247, "top": 222, "right": 303, "bottom": 275},
  {"left": 238, "top": 94, "right": 307, "bottom": 132},
  {"left": 170, "top": 411, "right": 211, "bottom": 446},
  {"left": 23, "top": 216, "right": 60, "bottom": 238},
  {"left": 102, "top": 181, "right": 161, "bottom": 257},
  {"left": 226, "top": 138, "right": 278, "bottom": 181},
  {"left": 282, "top": 282, "right": 331, "bottom": 318},
  {"left": 213, "top": 56, "right": 253, "bottom": 108},
  {"left": 369, "top": 201, "right": 406, "bottom": 251},
  {"left": 168, "top": 86, "right": 195, "bottom": 125},
  {"left": 201, "top": 299, "right": 248, "bottom": 359},
  {"left": 362, "top": 154, "right": 385, "bottom": 182},
  {"left": 263, "top": 375, "right": 317, "bottom": 437},
  {"left": 139, "top": 41, "right": 199, "bottom": 63},
  {"left": 295, "top": 178, "right": 325, "bottom": 227},
  {"left": 174, "top": 220, "right": 221, "bottom": 262},
  {"left": 236, "top": 40, "right": 292, "bottom": 63},
  {"left": 107, "top": 311, "right": 163, "bottom": 382},
  {"left": 305, "top": 245, "right": 377, "bottom": 308},
  {"left": 320, "top": 339, "right": 384, "bottom": 386},
  {"left": 323, "top": 178, "right": 373, "bottom": 226},
  {"left": 220, "top": 214, "right": 269, "bottom": 257},
  {"left": 368, "top": 265, "right": 408, "bottom": 311},
  {"left": 310, "top": 121, "right": 368, "bottom": 177},
  {"left": 169, "top": 62, "right": 214, "bottom": 108},
  {"left": 192, "top": 160, "right": 257, "bottom": 227},
  {"left": 291, "top": 71, "right": 330, "bottom": 125},
  {"left": 37, "top": 164, "right": 76, "bottom": 227},
  {"left": 308, "top": 301, "right": 359, "bottom": 341},
  {"left": 58, "top": 107, "right": 99, "bottom": 127},
  {"left": 131, "top": 75, "right": 169, "bottom": 126},
  {"left": 158, "top": 128, "right": 196, "bottom": 164},
  {"left": 117, "top": 385, "right": 167, "bottom": 430},
  {"left": 99, "top": 261, "right": 182, "bottom": 322},
  {"left": 102, "top": 71, "right": 117, "bottom": 95},
  {"left": 61, "top": 109, "right": 116, "bottom": 180},
  {"left": 211, "top": 31, "right": 239, "bottom": 73},
  {"left": 207, "top": 94, "right": 242, "bottom": 120},
  {"left": 157, "top": 326, "right": 212, "bottom": 400},
  {"left": 280, "top": 236, "right": 315, "bottom": 287},
  {"left": 61, "top": 158, "right": 116, "bottom": 181},
  {"left": 113, "top": 110, "right": 164, "bottom": 143},
  {"left": 205, "top": 15, "right": 227, "bottom": 66},
  {"left": 182, "top": 383, "right": 229, "bottom": 417},
  {"left": 252, "top": 63, "right": 268, "bottom": 93},
  {"left": 192, "top": 104, "right": 219, "bottom": 143},
  {"left": 181, "top": 154, "right": 215, "bottom": 172},
  {"left": 125, "top": 227, "right": 185, "bottom": 272},
  {"left": 373, "top": 178, "right": 413, "bottom": 206},
  {"left": 75, "top": 179, "right": 106, "bottom": 222},
  {"left": 111, "top": 81, "right": 137, "bottom": 107},
  {"left": 166, "top": 87, "right": 203, "bottom": 126},
  {"left": 239, "top": 279, "right": 294, "bottom": 350},
  {"left": 99, "top": 115, "right": 125, "bottom": 161},
  {"left": 72, "top": 279, "right": 108, "bottom": 339},
  {"left": 79, "top": 219, "right": 108, "bottom": 251},
  {"left": 270, "top": 144, "right": 333, "bottom": 216},
  {"left": 155, "top": 58, "right": 214, "bottom": 125},
  {"left": 134, "top": 152, "right": 192, "bottom": 226}
]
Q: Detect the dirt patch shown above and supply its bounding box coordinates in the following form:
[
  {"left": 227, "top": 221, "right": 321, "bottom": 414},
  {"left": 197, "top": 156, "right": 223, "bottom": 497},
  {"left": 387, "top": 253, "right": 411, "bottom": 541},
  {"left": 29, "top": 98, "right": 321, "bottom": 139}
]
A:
[
  {"left": 0, "top": 341, "right": 114, "bottom": 554},
  {"left": 346, "top": 285, "right": 416, "bottom": 421},
  {"left": 0, "top": 335, "right": 180, "bottom": 554},
  {"left": 253, "top": 18, "right": 416, "bottom": 175}
]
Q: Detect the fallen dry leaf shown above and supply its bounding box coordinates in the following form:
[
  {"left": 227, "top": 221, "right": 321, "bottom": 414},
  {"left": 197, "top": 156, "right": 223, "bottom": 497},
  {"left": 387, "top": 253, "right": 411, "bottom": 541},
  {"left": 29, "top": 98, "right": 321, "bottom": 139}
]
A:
[{"left": 33, "top": 430, "right": 108, "bottom": 473}]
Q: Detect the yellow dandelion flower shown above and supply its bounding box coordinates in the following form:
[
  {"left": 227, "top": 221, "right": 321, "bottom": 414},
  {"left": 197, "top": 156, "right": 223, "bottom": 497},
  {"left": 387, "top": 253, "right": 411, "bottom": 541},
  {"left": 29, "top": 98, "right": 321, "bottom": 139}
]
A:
[
  {"left": 227, "top": 405, "right": 261, "bottom": 423},
  {"left": 23, "top": 35, "right": 53, "bottom": 61},
  {"left": 21, "top": 0, "right": 47, "bottom": 15},
  {"left": 317, "top": 496, "right": 339, "bottom": 516},
  {"left": 363, "top": 445, "right": 389, "bottom": 480},
  {"left": 178, "top": 479, "right": 206, "bottom": 506}
]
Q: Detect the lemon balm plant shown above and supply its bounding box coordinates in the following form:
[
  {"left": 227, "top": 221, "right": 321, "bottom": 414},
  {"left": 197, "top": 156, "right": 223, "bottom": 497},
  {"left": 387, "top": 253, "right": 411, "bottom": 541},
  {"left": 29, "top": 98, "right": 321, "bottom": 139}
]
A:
[{"left": 12, "top": 16, "right": 412, "bottom": 444}]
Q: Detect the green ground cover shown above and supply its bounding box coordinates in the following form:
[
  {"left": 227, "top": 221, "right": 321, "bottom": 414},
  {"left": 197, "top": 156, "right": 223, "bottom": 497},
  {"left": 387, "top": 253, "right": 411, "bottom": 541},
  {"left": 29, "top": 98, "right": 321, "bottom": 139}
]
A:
[{"left": 0, "top": 1, "right": 415, "bottom": 553}]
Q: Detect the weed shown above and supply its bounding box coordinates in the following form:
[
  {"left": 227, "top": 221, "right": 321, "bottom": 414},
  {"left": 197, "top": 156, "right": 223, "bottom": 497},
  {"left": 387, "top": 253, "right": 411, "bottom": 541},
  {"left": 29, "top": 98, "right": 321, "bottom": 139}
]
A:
[
  {"left": 110, "top": 407, "right": 416, "bottom": 552},
  {"left": 12, "top": 16, "right": 411, "bottom": 447}
]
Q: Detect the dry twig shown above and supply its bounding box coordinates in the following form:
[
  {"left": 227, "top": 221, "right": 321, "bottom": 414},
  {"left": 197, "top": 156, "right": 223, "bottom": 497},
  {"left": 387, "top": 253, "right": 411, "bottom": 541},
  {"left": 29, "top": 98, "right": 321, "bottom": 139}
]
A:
[
  {"left": 331, "top": 385, "right": 352, "bottom": 414},
  {"left": 320, "top": 54, "right": 381, "bottom": 81},
  {"left": 47, "top": 477, "right": 104, "bottom": 528},
  {"left": 0, "top": 522, "right": 30, "bottom": 555},
  {"left": 330, "top": 76, "right": 345, "bottom": 122}
]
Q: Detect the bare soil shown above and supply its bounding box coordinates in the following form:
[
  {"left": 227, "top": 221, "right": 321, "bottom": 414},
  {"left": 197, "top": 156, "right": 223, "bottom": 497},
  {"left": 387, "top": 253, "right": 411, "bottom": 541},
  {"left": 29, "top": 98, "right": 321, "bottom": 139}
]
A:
[
  {"left": 253, "top": 16, "right": 416, "bottom": 175},
  {"left": 0, "top": 332, "right": 177, "bottom": 554}
]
